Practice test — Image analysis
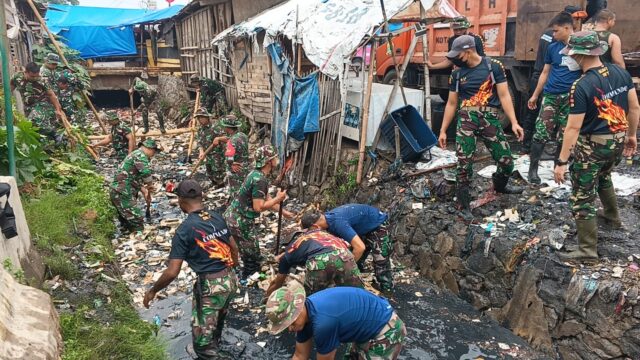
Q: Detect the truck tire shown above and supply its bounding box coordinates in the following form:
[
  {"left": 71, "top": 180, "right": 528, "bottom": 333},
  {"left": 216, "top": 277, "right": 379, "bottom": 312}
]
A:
[
  {"left": 383, "top": 69, "right": 400, "bottom": 85},
  {"left": 382, "top": 67, "right": 418, "bottom": 86}
]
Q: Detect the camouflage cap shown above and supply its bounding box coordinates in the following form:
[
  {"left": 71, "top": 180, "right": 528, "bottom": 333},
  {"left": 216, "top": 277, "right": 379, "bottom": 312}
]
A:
[
  {"left": 194, "top": 107, "right": 212, "bottom": 118},
  {"left": 133, "top": 78, "right": 147, "bottom": 91},
  {"left": 266, "top": 281, "right": 306, "bottom": 335},
  {"left": 46, "top": 53, "right": 60, "bottom": 64},
  {"left": 220, "top": 114, "right": 240, "bottom": 128},
  {"left": 189, "top": 74, "right": 201, "bottom": 83},
  {"left": 139, "top": 138, "right": 163, "bottom": 152},
  {"left": 560, "top": 31, "right": 608, "bottom": 56},
  {"left": 255, "top": 144, "right": 278, "bottom": 168},
  {"left": 105, "top": 110, "right": 119, "bottom": 122},
  {"left": 450, "top": 16, "right": 471, "bottom": 29}
]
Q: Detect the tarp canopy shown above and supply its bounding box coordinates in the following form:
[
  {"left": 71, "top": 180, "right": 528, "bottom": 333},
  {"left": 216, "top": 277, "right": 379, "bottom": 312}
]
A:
[
  {"left": 45, "top": 4, "right": 184, "bottom": 59},
  {"left": 211, "top": 0, "right": 460, "bottom": 78}
]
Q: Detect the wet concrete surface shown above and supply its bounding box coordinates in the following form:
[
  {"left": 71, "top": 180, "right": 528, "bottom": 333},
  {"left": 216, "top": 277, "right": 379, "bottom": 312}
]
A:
[{"left": 140, "top": 277, "right": 547, "bottom": 360}]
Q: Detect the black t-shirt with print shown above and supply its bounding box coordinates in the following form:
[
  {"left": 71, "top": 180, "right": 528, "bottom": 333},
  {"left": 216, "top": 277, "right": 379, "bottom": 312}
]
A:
[
  {"left": 448, "top": 33, "right": 486, "bottom": 56},
  {"left": 278, "top": 230, "right": 349, "bottom": 275},
  {"left": 169, "top": 209, "right": 234, "bottom": 274},
  {"left": 569, "top": 64, "right": 633, "bottom": 135},
  {"left": 449, "top": 57, "right": 507, "bottom": 108}
]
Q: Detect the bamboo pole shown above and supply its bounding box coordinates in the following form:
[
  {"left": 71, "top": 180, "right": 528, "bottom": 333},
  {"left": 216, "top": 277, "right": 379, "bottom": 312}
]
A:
[
  {"left": 59, "top": 112, "right": 100, "bottom": 161},
  {"left": 186, "top": 90, "right": 201, "bottom": 160},
  {"left": 87, "top": 127, "right": 193, "bottom": 140},
  {"left": 356, "top": 39, "right": 377, "bottom": 184},
  {"left": 26, "top": 0, "right": 108, "bottom": 135},
  {"left": 419, "top": 5, "right": 432, "bottom": 127},
  {"left": 129, "top": 92, "right": 136, "bottom": 145}
]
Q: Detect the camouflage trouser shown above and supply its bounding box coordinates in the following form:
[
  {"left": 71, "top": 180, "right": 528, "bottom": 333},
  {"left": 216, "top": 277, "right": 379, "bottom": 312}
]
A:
[
  {"left": 305, "top": 248, "right": 364, "bottom": 295},
  {"left": 532, "top": 92, "right": 570, "bottom": 144},
  {"left": 27, "top": 103, "right": 58, "bottom": 140},
  {"left": 361, "top": 222, "right": 394, "bottom": 290},
  {"left": 192, "top": 270, "right": 238, "bottom": 359},
  {"left": 114, "top": 147, "right": 129, "bottom": 162},
  {"left": 224, "top": 210, "right": 260, "bottom": 277},
  {"left": 140, "top": 100, "right": 164, "bottom": 129},
  {"left": 226, "top": 169, "right": 248, "bottom": 200},
  {"left": 109, "top": 190, "right": 143, "bottom": 232},
  {"left": 203, "top": 93, "right": 228, "bottom": 117},
  {"left": 349, "top": 312, "right": 406, "bottom": 360},
  {"left": 456, "top": 109, "right": 515, "bottom": 184},
  {"left": 205, "top": 152, "right": 226, "bottom": 185},
  {"left": 570, "top": 134, "right": 624, "bottom": 220}
]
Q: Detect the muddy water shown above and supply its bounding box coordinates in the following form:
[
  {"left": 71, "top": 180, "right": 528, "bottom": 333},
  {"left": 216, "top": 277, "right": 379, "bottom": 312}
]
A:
[{"left": 140, "top": 278, "right": 547, "bottom": 360}]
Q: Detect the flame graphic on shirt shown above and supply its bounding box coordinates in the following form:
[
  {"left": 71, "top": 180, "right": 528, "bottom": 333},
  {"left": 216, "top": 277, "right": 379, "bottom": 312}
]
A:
[
  {"left": 461, "top": 78, "right": 493, "bottom": 107},
  {"left": 287, "top": 231, "right": 348, "bottom": 254},
  {"left": 194, "top": 229, "right": 234, "bottom": 266},
  {"left": 593, "top": 89, "right": 628, "bottom": 133}
]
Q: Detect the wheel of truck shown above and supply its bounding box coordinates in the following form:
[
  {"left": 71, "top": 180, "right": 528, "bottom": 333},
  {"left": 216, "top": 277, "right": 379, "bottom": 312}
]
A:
[
  {"left": 383, "top": 67, "right": 418, "bottom": 87},
  {"left": 383, "top": 69, "right": 400, "bottom": 85}
]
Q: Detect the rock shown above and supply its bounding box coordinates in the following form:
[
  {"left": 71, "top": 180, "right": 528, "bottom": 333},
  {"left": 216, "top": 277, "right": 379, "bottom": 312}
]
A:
[
  {"left": 0, "top": 267, "right": 63, "bottom": 359},
  {"left": 468, "top": 291, "right": 491, "bottom": 310},
  {"left": 466, "top": 252, "right": 496, "bottom": 274},
  {"left": 495, "top": 265, "right": 554, "bottom": 353},
  {"left": 555, "top": 320, "right": 586, "bottom": 338},
  {"left": 618, "top": 326, "right": 640, "bottom": 356},
  {"left": 598, "top": 280, "right": 623, "bottom": 303},
  {"left": 581, "top": 331, "right": 623, "bottom": 358},
  {"left": 433, "top": 232, "right": 454, "bottom": 256}
]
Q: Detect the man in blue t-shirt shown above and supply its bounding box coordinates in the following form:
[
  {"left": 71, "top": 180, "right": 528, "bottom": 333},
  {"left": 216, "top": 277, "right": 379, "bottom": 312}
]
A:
[
  {"left": 266, "top": 283, "right": 406, "bottom": 360},
  {"left": 553, "top": 31, "right": 639, "bottom": 263},
  {"left": 527, "top": 11, "right": 583, "bottom": 184},
  {"left": 265, "top": 229, "right": 363, "bottom": 297},
  {"left": 300, "top": 204, "right": 393, "bottom": 291},
  {"left": 143, "top": 179, "right": 239, "bottom": 359}
]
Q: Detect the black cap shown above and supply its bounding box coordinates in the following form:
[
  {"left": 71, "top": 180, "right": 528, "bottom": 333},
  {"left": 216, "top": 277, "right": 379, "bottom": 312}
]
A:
[
  {"left": 175, "top": 179, "right": 202, "bottom": 198},
  {"left": 564, "top": 5, "right": 583, "bottom": 14},
  {"left": 300, "top": 211, "right": 322, "bottom": 229}
]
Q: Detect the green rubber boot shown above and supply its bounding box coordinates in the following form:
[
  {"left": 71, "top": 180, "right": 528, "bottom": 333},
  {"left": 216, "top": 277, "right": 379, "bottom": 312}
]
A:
[
  {"left": 597, "top": 187, "right": 622, "bottom": 229},
  {"left": 558, "top": 218, "right": 599, "bottom": 264}
]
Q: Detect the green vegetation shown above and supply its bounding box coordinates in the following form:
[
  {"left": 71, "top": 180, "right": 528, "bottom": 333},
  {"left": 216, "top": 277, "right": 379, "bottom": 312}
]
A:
[
  {"left": 3, "top": 258, "right": 26, "bottom": 284},
  {"left": 324, "top": 160, "right": 358, "bottom": 209},
  {"left": 23, "top": 154, "right": 167, "bottom": 360}
]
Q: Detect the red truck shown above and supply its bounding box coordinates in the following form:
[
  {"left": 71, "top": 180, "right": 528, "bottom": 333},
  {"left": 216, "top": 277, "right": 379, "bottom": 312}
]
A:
[{"left": 372, "top": 0, "right": 640, "bottom": 120}]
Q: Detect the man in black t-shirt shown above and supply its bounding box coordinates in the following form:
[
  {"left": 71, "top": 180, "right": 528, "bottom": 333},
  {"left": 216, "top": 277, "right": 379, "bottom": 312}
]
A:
[
  {"left": 428, "top": 16, "right": 485, "bottom": 70},
  {"left": 554, "top": 31, "right": 640, "bottom": 263},
  {"left": 143, "top": 179, "right": 239, "bottom": 359},
  {"left": 438, "top": 35, "right": 525, "bottom": 211},
  {"left": 265, "top": 229, "right": 363, "bottom": 297}
]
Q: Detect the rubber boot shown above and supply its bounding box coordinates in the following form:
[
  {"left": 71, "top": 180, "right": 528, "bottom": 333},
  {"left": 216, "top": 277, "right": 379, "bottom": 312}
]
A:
[
  {"left": 456, "top": 184, "right": 471, "bottom": 211},
  {"left": 492, "top": 173, "right": 524, "bottom": 194},
  {"left": 597, "top": 187, "right": 622, "bottom": 229},
  {"left": 528, "top": 142, "right": 544, "bottom": 184},
  {"left": 158, "top": 113, "right": 166, "bottom": 134},
  {"left": 142, "top": 114, "right": 150, "bottom": 134},
  {"left": 557, "top": 218, "right": 599, "bottom": 264}
]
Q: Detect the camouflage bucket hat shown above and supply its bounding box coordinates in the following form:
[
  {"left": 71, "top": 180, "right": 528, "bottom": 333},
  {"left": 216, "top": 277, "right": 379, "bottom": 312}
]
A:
[
  {"left": 134, "top": 82, "right": 147, "bottom": 91},
  {"left": 194, "top": 107, "right": 211, "bottom": 118},
  {"left": 46, "top": 53, "right": 60, "bottom": 64},
  {"left": 220, "top": 114, "right": 240, "bottom": 128},
  {"left": 139, "top": 138, "right": 163, "bottom": 152},
  {"left": 105, "top": 110, "right": 119, "bottom": 122},
  {"left": 561, "top": 31, "right": 609, "bottom": 56},
  {"left": 266, "top": 281, "right": 306, "bottom": 335},
  {"left": 189, "top": 74, "right": 201, "bottom": 83},
  {"left": 255, "top": 144, "right": 278, "bottom": 168},
  {"left": 450, "top": 16, "right": 471, "bottom": 29}
]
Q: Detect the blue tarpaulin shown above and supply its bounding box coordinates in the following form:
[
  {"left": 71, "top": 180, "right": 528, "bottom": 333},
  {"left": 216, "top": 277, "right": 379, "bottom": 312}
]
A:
[
  {"left": 288, "top": 73, "right": 320, "bottom": 141},
  {"left": 45, "top": 5, "right": 183, "bottom": 59}
]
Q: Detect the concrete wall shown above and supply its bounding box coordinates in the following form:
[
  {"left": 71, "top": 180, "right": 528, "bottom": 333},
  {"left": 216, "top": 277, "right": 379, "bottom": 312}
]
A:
[{"left": 0, "top": 176, "right": 44, "bottom": 281}]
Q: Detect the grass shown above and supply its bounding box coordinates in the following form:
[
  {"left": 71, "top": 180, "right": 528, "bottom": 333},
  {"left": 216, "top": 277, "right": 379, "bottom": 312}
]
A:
[{"left": 23, "top": 157, "right": 167, "bottom": 360}]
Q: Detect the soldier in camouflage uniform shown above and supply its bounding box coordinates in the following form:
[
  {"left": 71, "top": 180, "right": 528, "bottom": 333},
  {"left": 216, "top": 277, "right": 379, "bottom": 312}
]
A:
[
  {"left": 195, "top": 107, "right": 227, "bottom": 187},
  {"left": 109, "top": 138, "right": 162, "bottom": 232},
  {"left": 130, "top": 77, "right": 166, "bottom": 134},
  {"left": 266, "top": 282, "right": 406, "bottom": 359},
  {"left": 10, "top": 62, "right": 65, "bottom": 141},
  {"left": 190, "top": 74, "right": 228, "bottom": 116},
  {"left": 221, "top": 115, "right": 250, "bottom": 200},
  {"left": 301, "top": 204, "right": 394, "bottom": 292},
  {"left": 553, "top": 31, "right": 639, "bottom": 263},
  {"left": 265, "top": 229, "right": 363, "bottom": 297},
  {"left": 527, "top": 12, "right": 582, "bottom": 184},
  {"left": 55, "top": 76, "right": 78, "bottom": 126},
  {"left": 144, "top": 179, "right": 239, "bottom": 359},
  {"left": 437, "top": 35, "right": 525, "bottom": 210},
  {"left": 40, "top": 53, "right": 60, "bottom": 89},
  {"left": 224, "top": 145, "right": 293, "bottom": 278},
  {"left": 91, "top": 110, "right": 134, "bottom": 160}
]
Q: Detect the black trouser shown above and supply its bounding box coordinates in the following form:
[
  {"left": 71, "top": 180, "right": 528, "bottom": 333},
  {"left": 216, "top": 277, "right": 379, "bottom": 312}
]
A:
[{"left": 523, "top": 74, "right": 542, "bottom": 151}]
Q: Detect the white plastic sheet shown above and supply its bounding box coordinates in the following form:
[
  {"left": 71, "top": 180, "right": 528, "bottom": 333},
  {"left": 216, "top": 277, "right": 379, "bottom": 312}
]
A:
[{"left": 212, "top": 0, "right": 460, "bottom": 78}]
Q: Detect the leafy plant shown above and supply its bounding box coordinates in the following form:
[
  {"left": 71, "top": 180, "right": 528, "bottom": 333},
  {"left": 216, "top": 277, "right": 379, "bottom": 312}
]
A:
[{"left": 3, "top": 258, "right": 26, "bottom": 284}]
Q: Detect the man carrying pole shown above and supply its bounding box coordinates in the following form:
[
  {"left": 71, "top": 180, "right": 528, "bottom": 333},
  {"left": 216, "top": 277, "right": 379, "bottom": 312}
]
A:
[
  {"left": 129, "top": 77, "right": 166, "bottom": 134},
  {"left": 195, "top": 107, "right": 227, "bottom": 188},
  {"left": 90, "top": 110, "right": 135, "bottom": 161},
  {"left": 221, "top": 115, "right": 249, "bottom": 200}
]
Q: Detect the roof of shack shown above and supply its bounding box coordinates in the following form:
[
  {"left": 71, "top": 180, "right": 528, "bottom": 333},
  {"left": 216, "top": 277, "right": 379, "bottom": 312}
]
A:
[{"left": 211, "top": 0, "right": 460, "bottom": 78}]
